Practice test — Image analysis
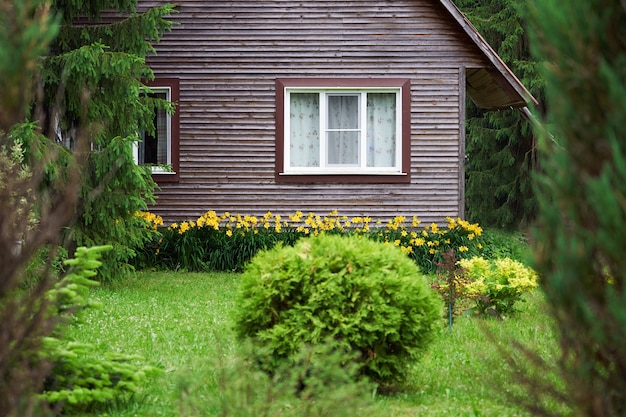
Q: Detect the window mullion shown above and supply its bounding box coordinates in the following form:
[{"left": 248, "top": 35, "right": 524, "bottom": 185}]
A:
[
  {"left": 165, "top": 87, "right": 172, "bottom": 166},
  {"left": 320, "top": 92, "right": 326, "bottom": 169},
  {"left": 360, "top": 92, "right": 367, "bottom": 168},
  {"left": 284, "top": 91, "right": 291, "bottom": 170},
  {"left": 396, "top": 91, "right": 402, "bottom": 168}
]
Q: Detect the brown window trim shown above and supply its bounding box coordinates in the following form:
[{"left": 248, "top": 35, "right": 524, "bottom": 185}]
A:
[
  {"left": 143, "top": 77, "right": 180, "bottom": 183},
  {"left": 275, "top": 78, "right": 411, "bottom": 184}
]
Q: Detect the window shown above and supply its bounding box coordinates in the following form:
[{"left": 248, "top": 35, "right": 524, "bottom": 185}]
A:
[
  {"left": 136, "top": 78, "right": 180, "bottom": 182},
  {"left": 276, "top": 78, "right": 410, "bottom": 183}
]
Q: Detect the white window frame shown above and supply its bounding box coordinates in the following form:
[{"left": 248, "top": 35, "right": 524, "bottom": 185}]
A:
[
  {"left": 283, "top": 86, "right": 404, "bottom": 176},
  {"left": 134, "top": 86, "right": 175, "bottom": 174}
]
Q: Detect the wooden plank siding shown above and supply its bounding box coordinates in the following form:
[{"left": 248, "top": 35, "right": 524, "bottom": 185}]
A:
[{"left": 138, "top": 0, "right": 492, "bottom": 224}]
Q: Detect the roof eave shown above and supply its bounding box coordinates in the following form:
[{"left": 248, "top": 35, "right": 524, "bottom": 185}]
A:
[{"left": 438, "top": 0, "right": 538, "bottom": 109}]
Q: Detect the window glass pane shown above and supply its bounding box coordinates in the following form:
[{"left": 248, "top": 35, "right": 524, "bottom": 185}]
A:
[
  {"left": 327, "top": 131, "right": 360, "bottom": 165},
  {"left": 140, "top": 91, "right": 169, "bottom": 165},
  {"left": 290, "top": 93, "right": 320, "bottom": 167},
  {"left": 366, "top": 93, "right": 396, "bottom": 167},
  {"left": 327, "top": 95, "right": 359, "bottom": 129}
]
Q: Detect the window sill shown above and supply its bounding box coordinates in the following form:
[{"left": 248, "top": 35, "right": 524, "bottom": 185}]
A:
[
  {"left": 276, "top": 172, "right": 410, "bottom": 184},
  {"left": 152, "top": 171, "right": 179, "bottom": 183}
]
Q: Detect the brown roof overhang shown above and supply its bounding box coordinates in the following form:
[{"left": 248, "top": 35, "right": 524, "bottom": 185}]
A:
[{"left": 438, "top": 0, "right": 538, "bottom": 110}]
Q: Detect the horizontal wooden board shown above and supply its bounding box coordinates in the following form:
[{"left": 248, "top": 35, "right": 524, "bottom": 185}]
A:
[{"left": 127, "top": 0, "right": 496, "bottom": 224}]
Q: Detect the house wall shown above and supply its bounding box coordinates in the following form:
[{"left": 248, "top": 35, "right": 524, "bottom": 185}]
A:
[{"left": 140, "top": 0, "right": 490, "bottom": 224}]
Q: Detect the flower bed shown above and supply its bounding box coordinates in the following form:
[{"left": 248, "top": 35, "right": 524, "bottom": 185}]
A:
[{"left": 135, "top": 210, "right": 484, "bottom": 274}]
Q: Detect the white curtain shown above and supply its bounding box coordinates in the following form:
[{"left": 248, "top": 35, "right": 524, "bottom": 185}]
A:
[
  {"left": 289, "top": 93, "right": 320, "bottom": 167},
  {"left": 366, "top": 93, "right": 396, "bottom": 167},
  {"left": 326, "top": 94, "right": 360, "bottom": 166}
]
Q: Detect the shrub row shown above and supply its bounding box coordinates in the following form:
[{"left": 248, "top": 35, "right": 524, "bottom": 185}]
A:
[{"left": 135, "top": 210, "right": 485, "bottom": 275}]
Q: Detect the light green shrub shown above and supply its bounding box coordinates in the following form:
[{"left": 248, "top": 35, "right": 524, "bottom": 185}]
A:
[
  {"left": 40, "top": 246, "right": 161, "bottom": 412},
  {"left": 234, "top": 234, "right": 442, "bottom": 386},
  {"left": 459, "top": 256, "right": 539, "bottom": 318}
]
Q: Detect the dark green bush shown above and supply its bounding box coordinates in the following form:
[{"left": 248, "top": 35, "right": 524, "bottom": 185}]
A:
[
  {"left": 234, "top": 234, "right": 442, "bottom": 386},
  {"left": 479, "top": 228, "right": 532, "bottom": 264}
]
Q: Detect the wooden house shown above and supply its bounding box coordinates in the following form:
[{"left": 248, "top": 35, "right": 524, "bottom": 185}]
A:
[{"left": 138, "top": 0, "right": 535, "bottom": 224}]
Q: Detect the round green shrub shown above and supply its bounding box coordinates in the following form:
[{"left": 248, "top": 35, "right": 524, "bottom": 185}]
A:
[{"left": 234, "top": 233, "right": 442, "bottom": 385}]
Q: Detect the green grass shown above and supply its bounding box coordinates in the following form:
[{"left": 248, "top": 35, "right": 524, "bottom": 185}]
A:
[{"left": 64, "top": 271, "right": 561, "bottom": 417}]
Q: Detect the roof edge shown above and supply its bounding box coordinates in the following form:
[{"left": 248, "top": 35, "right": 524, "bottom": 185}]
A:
[{"left": 438, "top": 0, "right": 538, "bottom": 107}]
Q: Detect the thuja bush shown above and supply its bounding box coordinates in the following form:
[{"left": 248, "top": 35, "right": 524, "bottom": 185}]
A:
[
  {"left": 196, "top": 341, "right": 379, "bottom": 417},
  {"left": 233, "top": 234, "right": 442, "bottom": 386},
  {"left": 135, "top": 210, "right": 484, "bottom": 274},
  {"left": 459, "top": 256, "right": 539, "bottom": 318}
]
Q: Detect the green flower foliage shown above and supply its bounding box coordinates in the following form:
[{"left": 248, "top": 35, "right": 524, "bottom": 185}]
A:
[
  {"left": 233, "top": 234, "right": 442, "bottom": 386},
  {"left": 459, "top": 256, "right": 539, "bottom": 318}
]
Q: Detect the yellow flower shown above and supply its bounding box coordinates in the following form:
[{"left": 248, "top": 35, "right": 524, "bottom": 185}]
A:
[
  {"left": 401, "top": 230, "right": 408, "bottom": 237},
  {"left": 412, "top": 238, "right": 425, "bottom": 246},
  {"left": 459, "top": 246, "right": 468, "bottom": 252},
  {"left": 226, "top": 229, "right": 233, "bottom": 237},
  {"left": 429, "top": 248, "right": 435, "bottom": 254},
  {"left": 171, "top": 222, "right": 178, "bottom": 229},
  {"left": 179, "top": 221, "right": 190, "bottom": 234},
  {"left": 289, "top": 211, "right": 303, "bottom": 222}
]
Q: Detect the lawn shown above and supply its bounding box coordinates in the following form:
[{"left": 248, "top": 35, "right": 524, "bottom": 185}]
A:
[{"left": 64, "top": 270, "right": 561, "bottom": 417}]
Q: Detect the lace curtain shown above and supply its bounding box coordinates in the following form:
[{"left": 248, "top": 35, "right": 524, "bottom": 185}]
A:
[{"left": 289, "top": 93, "right": 320, "bottom": 167}]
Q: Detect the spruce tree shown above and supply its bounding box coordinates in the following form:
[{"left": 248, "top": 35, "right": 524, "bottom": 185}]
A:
[
  {"left": 454, "top": 0, "right": 544, "bottom": 229},
  {"left": 528, "top": 0, "right": 626, "bottom": 414},
  {"left": 42, "top": 0, "right": 176, "bottom": 280}
]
